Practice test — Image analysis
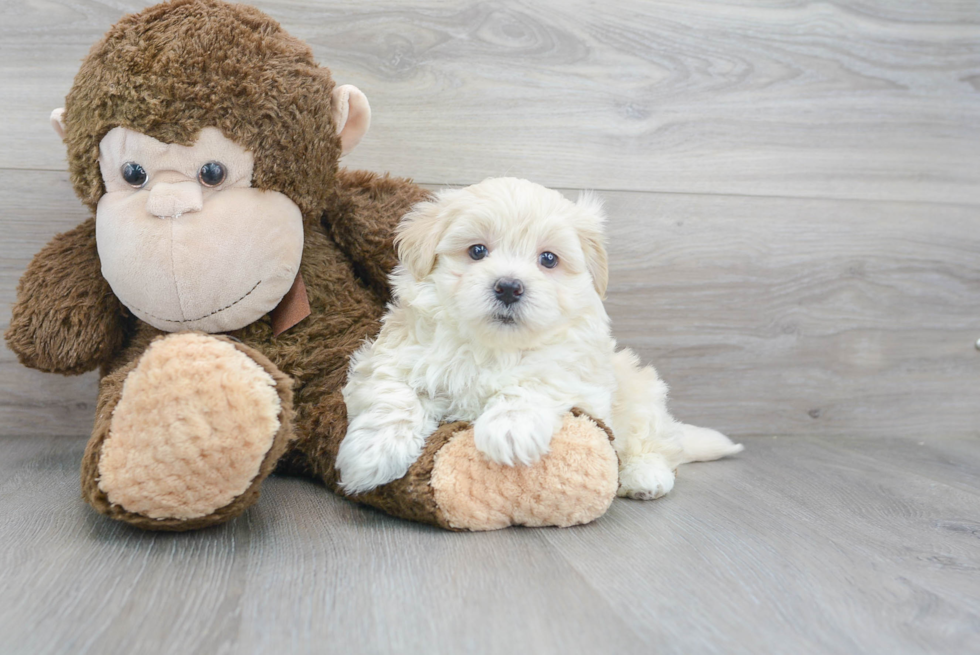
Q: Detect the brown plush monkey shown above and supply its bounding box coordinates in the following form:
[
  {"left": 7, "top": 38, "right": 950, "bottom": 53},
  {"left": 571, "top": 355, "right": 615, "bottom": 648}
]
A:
[{"left": 6, "top": 0, "right": 619, "bottom": 531}]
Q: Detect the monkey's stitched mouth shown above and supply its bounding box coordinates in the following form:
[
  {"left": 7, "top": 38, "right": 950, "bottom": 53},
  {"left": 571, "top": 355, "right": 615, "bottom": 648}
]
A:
[{"left": 129, "top": 280, "right": 262, "bottom": 324}]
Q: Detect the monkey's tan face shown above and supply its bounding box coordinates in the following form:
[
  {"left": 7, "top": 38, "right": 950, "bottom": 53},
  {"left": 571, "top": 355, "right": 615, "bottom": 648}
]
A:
[{"left": 96, "top": 127, "right": 304, "bottom": 333}]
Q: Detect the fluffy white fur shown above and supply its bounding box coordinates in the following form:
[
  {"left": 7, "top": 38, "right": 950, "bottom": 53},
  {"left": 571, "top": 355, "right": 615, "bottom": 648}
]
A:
[{"left": 337, "top": 177, "right": 742, "bottom": 497}]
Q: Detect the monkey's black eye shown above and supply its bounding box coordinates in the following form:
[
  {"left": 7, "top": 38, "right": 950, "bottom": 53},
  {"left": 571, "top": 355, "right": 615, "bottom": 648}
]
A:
[
  {"left": 468, "top": 244, "right": 489, "bottom": 260},
  {"left": 121, "top": 162, "right": 147, "bottom": 188},
  {"left": 539, "top": 251, "right": 559, "bottom": 269},
  {"left": 198, "top": 161, "right": 226, "bottom": 187}
]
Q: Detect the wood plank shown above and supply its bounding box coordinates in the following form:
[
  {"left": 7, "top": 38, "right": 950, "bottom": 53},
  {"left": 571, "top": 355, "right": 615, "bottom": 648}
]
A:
[
  {"left": 4, "top": 170, "right": 977, "bottom": 439},
  {"left": 1, "top": 0, "right": 978, "bottom": 203},
  {"left": 591, "top": 189, "right": 980, "bottom": 439},
  {"left": 0, "top": 435, "right": 645, "bottom": 655},
  {"left": 540, "top": 434, "right": 980, "bottom": 655},
  {"left": 0, "top": 433, "right": 977, "bottom": 654}
]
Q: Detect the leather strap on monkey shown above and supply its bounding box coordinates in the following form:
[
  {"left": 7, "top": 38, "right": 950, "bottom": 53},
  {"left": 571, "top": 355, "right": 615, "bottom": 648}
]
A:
[{"left": 270, "top": 273, "right": 311, "bottom": 337}]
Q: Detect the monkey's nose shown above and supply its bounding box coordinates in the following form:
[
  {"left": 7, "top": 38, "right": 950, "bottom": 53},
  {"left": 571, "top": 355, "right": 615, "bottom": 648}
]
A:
[
  {"left": 493, "top": 277, "right": 524, "bottom": 306},
  {"left": 145, "top": 181, "right": 204, "bottom": 218}
]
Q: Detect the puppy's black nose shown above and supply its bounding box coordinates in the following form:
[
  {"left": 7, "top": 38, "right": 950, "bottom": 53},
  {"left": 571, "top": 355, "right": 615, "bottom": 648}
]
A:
[{"left": 493, "top": 278, "right": 524, "bottom": 306}]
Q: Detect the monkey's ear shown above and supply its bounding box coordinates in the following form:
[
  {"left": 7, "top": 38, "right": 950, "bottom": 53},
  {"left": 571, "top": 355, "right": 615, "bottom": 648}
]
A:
[
  {"left": 331, "top": 85, "right": 371, "bottom": 155},
  {"left": 50, "top": 108, "right": 66, "bottom": 139}
]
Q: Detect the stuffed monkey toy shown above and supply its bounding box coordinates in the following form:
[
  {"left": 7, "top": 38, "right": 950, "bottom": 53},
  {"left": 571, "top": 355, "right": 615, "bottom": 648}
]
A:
[{"left": 6, "top": 0, "right": 619, "bottom": 531}]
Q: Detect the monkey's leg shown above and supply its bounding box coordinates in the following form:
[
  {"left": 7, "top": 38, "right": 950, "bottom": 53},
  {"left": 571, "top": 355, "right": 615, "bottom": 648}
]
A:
[
  {"left": 296, "top": 397, "right": 619, "bottom": 531},
  {"left": 81, "top": 333, "right": 294, "bottom": 531},
  {"left": 419, "top": 411, "right": 619, "bottom": 530}
]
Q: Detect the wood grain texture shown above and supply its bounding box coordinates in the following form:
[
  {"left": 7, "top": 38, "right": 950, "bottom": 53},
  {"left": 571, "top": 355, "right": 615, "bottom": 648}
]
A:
[
  {"left": 3, "top": 171, "right": 977, "bottom": 439},
  {"left": 591, "top": 189, "right": 980, "bottom": 439},
  {"left": 1, "top": 0, "right": 978, "bottom": 203},
  {"left": 539, "top": 435, "right": 980, "bottom": 654},
  {"left": 0, "top": 433, "right": 977, "bottom": 654}
]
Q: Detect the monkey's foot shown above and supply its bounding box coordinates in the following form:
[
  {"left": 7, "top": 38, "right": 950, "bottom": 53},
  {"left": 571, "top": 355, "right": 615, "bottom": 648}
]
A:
[
  {"left": 83, "top": 333, "right": 294, "bottom": 531},
  {"left": 356, "top": 411, "right": 618, "bottom": 531}
]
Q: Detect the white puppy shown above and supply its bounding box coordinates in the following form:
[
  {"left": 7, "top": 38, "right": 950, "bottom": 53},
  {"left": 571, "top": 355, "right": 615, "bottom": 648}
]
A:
[{"left": 337, "top": 177, "right": 742, "bottom": 497}]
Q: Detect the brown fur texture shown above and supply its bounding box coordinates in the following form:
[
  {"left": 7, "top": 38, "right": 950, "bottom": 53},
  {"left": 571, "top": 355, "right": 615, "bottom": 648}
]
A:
[
  {"left": 7, "top": 0, "right": 619, "bottom": 532},
  {"left": 63, "top": 0, "right": 340, "bottom": 224},
  {"left": 6, "top": 218, "right": 128, "bottom": 374}
]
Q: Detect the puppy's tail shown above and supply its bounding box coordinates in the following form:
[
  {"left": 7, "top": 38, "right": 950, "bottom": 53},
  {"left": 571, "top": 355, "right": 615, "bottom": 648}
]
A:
[{"left": 673, "top": 424, "right": 743, "bottom": 465}]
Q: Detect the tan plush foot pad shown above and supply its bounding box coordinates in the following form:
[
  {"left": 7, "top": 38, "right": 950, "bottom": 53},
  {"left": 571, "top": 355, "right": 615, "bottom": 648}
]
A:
[
  {"left": 93, "top": 333, "right": 291, "bottom": 525},
  {"left": 430, "top": 412, "right": 619, "bottom": 531}
]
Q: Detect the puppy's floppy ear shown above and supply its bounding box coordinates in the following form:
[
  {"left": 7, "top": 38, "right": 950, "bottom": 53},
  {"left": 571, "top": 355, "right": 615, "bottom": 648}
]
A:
[
  {"left": 574, "top": 192, "right": 609, "bottom": 298},
  {"left": 395, "top": 190, "right": 460, "bottom": 281}
]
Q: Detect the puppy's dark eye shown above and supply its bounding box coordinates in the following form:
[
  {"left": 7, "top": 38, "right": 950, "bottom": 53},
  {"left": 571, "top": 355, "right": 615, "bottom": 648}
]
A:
[
  {"left": 198, "top": 161, "right": 226, "bottom": 187},
  {"left": 121, "top": 162, "right": 147, "bottom": 188},
  {"left": 539, "top": 251, "right": 559, "bottom": 269},
  {"left": 468, "top": 244, "right": 489, "bottom": 260}
]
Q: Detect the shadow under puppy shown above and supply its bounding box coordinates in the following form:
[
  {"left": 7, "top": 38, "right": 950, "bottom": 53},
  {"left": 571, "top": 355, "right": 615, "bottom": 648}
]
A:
[{"left": 338, "top": 177, "right": 742, "bottom": 499}]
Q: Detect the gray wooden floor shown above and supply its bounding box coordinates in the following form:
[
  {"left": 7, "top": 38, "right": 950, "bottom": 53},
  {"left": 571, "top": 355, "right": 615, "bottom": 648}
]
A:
[
  {"left": 1, "top": 1, "right": 979, "bottom": 653},
  {"left": 1, "top": 434, "right": 978, "bottom": 655}
]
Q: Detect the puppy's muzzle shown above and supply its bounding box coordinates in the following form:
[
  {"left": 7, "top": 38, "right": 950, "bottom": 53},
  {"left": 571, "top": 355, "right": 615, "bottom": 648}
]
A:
[{"left": 493, "top": 277, "right": 524, "bottom": 307}]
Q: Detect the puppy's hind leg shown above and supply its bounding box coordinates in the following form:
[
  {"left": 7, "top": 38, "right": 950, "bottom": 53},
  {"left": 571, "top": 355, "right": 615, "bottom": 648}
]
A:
[
  {"left": 609, "top": 349, "right": 682, "bottom": 499},
  {"left": 609, "top": 349, "right": 742, "bottom": 500}
]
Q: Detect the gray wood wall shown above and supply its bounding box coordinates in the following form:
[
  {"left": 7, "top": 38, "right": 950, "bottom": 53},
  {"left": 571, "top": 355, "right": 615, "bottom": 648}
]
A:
[{"left": 2, "top": 0, "right": 978, "bottom": 439}]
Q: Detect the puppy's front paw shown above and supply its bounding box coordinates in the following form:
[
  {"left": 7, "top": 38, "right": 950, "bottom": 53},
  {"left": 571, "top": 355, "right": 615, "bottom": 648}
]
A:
[
  {"left": 618, "top": 454, "right": 676, "bottom": 500},
  {"left": 336, "top": 420, "right": 426, "bottom": 495},
  {"left": 473, "top": 406, "right": 560, "bottom": 466}
]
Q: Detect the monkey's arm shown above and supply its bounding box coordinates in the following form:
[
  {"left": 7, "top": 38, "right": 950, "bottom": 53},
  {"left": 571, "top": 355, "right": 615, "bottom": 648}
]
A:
[
  {"left": 325, "top": 169, "right": 430, "bottom": 299},
  {"left": 5, "top": 217, "right": 129, "bottom": 375}
]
